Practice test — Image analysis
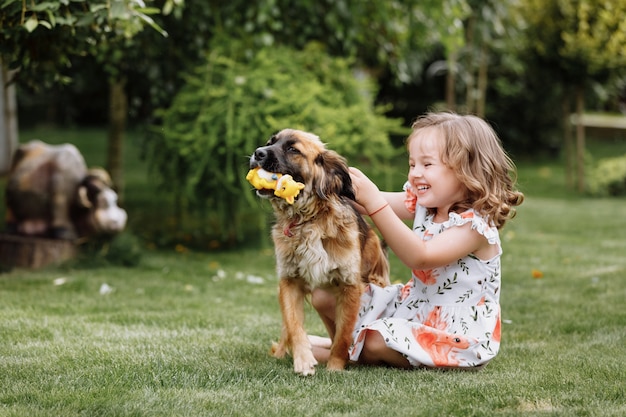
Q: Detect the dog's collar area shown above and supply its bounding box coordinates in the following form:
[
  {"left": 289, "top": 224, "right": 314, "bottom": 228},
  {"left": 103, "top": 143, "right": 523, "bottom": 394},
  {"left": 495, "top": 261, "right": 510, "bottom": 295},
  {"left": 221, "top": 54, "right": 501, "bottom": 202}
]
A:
[{"left": 283, "top": 220, "right": 300, "bottom": 237}]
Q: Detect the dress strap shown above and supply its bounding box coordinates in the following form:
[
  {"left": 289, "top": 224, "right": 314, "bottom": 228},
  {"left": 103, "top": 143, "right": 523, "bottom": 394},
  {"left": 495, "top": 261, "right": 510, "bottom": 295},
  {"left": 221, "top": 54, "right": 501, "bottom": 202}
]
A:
[{"left": 446, "top": 210, "right": 499, "bottom": 245}]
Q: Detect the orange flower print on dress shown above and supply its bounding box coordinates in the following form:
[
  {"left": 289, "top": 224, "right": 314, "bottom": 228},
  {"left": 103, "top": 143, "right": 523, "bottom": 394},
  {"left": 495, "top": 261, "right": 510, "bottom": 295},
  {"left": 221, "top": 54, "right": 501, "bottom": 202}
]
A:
[
  {"left": 492, "top": 313, "right": 501, "bottom": 343},
  {"left": 412, "top": 306, "right": 472, "bottom": 366},
  {"left": 349, "top": 327, "right": 370, "bottom": 358},
  {"left": 404, "top": 186, "right": 417, "bottom": 214},
  {"left": 411, "top": 327, "right": 471, "bottom": 366},
  {"left": 354, "top": 328, "right": 368, "bottom": 346},
  {"left": 413, "top": 269, "right": 438, "bottom": 285},
  {"left": 422, "top": 306, "right": 446, "bottom": 329},
  {"left": 400, "top": 280, "right": 413, "bottom": 301}
]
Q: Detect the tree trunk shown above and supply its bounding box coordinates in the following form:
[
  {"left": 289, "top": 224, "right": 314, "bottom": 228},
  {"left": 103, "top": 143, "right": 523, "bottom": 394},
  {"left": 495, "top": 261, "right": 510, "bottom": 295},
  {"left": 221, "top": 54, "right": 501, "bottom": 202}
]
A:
[
  {"left": 464, "top": 16, "right": 475, "bottom": 114},
  {"left": 107, "top": 77, "right": 128, "bottom": 201},
  {"left": 562, "top": 93, "right": 574, "bottom": 189},
  {"left": 575, "top": 85, "right": 586, "bottom": 193},
  {"left": 445, "top": 52, "right": 457, "bottom": 111},
  {"left": 476, "top": 43, "right": 488, "bottom": 118},
  {"left": 0, "top": 59, "right": 19, "bottom": 175}
]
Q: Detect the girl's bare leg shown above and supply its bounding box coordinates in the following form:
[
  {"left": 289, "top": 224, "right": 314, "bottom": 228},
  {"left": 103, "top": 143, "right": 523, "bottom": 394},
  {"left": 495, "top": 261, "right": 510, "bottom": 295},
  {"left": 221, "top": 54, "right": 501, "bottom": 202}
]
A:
[
  {"left": 311, "top": 288, "right": 410, "bottom": 368},
  {"left": 308, "top": 334, "right": 332, "bottom": 363},
  {"left": 310, "top": 289, "right": 337, "bottom": 363},
  {"left": 359, "top": 330, "right": 411, "bottom": 369},
  {"left": 311, "top": 288, "right": 337, "bottom": 339}
]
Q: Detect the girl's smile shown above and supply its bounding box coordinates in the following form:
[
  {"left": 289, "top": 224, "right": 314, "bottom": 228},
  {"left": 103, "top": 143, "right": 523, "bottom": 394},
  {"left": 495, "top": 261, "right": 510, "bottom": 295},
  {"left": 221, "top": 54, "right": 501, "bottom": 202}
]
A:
[{"left": 407, "top": 128, "right": 465, "bottom": 219}]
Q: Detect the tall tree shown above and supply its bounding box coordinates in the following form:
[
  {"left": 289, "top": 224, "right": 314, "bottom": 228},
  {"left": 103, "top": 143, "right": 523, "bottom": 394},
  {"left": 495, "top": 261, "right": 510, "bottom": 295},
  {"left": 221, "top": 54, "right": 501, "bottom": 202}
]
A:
[
  {"left": 0, "top": 0, "right": 176, "bottom": 179},
  {"left": 461, "top": 0, "right": 518, "bottom": 117},
  {"left": 518, "top": 0, "right": 626, "bottom": 191},
  {"left": 177, "top": 0, "right": 470, "bottom": 100}
]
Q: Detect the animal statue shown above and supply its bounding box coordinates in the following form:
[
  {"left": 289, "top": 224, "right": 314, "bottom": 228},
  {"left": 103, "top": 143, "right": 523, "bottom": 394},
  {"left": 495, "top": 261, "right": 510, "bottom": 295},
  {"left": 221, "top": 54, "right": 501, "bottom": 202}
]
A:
[{"left": 4, "top": 140, "right": 127, "bottom": 240}]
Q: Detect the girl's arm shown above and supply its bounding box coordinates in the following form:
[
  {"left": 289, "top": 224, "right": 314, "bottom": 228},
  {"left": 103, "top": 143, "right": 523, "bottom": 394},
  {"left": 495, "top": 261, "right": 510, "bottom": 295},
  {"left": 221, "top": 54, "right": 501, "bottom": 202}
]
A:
[
  {"left": 380, "top": 191, "right": 414, "bottom": 220},
  {"left": 350, "top": 168, "right": 489, "bottom": 270},
  {"left": 350, "top": 190, "right": 412, "bottom": 221}
]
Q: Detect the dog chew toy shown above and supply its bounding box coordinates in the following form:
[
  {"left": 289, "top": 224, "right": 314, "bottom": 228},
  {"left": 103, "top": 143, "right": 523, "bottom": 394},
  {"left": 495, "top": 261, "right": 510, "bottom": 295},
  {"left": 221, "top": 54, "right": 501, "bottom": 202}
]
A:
[
  {"left": 274, "top": 174, "right": 305, "bottom": 204},
  {"left": 246, "top": 167, "right": 304, "bottom": 204}
]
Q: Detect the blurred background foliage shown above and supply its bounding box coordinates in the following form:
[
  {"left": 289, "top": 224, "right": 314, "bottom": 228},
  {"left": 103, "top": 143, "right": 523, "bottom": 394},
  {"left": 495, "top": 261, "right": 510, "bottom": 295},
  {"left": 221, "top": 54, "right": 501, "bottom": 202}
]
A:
[
  {"left": 145, "top": 39, "right": 403, "bottom": 244},
  {"left": 2, "top": 0, "right": 626, "bottom": 249}
]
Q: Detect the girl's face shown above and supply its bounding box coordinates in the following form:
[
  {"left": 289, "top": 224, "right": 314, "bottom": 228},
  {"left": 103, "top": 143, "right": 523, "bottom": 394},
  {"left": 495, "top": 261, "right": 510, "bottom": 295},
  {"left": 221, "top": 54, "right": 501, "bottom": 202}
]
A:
[{"left": 407, "top": 128, "right": 466, "bottom": 218}]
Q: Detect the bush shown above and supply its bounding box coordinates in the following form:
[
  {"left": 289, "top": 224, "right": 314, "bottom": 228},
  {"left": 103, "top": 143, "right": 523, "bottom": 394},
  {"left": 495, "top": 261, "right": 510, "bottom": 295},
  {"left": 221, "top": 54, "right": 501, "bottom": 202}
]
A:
[
  {"left": 586, "top": 153, "right": 626, "bottom": 196},
  {"left": 146, "top": 39, "right": 403, "bottom": 246},
  {"left": 71, "top": 232, "right": 143, "bottom": 268}
]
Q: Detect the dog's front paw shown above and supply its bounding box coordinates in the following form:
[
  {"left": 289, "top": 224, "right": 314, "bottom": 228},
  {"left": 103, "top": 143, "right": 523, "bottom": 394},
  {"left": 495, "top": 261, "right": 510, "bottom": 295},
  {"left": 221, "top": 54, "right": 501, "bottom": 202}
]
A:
[
  {"left": 368, "top": 274, "right": 391, "bottom": 288},
  {"left": 270, "top": 341, "right": 287, "bottom": 358},
  {"left": 293, "top": 349, "right": 318, "bottom": 376},
  {"left": 326, "top": 356, "right": 347, "bottom": 372}
]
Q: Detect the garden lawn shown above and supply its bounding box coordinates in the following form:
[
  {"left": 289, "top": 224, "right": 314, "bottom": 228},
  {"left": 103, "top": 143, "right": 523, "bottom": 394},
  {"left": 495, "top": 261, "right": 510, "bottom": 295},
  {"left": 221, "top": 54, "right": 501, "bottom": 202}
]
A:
[
  {"left": 1, "top": 130, "right": 625, "bottom": 416},
  {"left": 1, "top": 193, "right": 625, "bottom": 416}
]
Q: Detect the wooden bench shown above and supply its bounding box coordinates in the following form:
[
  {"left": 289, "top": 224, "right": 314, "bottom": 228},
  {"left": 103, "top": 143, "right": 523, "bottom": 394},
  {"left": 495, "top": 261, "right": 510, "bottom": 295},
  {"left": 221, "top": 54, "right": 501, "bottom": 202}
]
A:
[{"left": 570, "top": 113, "right": 626, "bottom": 137}]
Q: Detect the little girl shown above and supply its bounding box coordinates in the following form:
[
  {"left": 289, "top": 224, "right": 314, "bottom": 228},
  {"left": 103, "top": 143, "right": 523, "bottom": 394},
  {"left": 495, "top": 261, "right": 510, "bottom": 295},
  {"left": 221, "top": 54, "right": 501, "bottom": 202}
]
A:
[{"left": 311, "top": 112, "right": 524, "bottom": 369}]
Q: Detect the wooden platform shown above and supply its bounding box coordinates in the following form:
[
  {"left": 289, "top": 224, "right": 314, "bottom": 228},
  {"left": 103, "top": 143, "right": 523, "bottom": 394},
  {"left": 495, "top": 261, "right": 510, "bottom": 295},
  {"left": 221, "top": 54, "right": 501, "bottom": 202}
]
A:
[
  {"left": 569, "top": 113, "right": 626, "bottom": 130},
  {"left": 0, "top": 233, "right": 77, "bottom": 269}
]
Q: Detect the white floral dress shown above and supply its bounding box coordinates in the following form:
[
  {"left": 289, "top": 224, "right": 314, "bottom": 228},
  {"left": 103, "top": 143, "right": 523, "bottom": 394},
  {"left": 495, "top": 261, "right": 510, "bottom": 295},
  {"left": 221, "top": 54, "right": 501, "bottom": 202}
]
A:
[{"left": 349, "top": 186, "right": 502, "bottom": 368}]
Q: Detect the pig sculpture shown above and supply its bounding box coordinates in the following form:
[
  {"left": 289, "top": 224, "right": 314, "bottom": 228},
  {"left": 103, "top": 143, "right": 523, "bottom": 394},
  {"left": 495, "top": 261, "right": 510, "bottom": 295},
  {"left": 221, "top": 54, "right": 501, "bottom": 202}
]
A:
[{"left": 5, "top": 140, "right": 127, "bottom": 240}]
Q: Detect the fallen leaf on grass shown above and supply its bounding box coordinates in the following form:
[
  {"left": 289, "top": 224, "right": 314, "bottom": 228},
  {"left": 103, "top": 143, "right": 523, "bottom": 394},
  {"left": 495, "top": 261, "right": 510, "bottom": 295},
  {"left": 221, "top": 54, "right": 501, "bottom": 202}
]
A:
[
  {"left": 99, "top": 283, "right": 114, "bottom": 295},
  {"left": 53, "top": 277, "right": 67, "bottom": 286},
  {"left": 246, "top": 275, "right": 264, "bottom": 284}
]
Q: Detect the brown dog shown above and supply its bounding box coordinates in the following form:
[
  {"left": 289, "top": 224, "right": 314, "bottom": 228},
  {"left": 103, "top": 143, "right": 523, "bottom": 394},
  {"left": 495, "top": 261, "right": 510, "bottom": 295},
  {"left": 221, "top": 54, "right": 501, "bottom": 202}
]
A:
[{"left": 249, "top": 129, "right": 390, "bottom": 375}]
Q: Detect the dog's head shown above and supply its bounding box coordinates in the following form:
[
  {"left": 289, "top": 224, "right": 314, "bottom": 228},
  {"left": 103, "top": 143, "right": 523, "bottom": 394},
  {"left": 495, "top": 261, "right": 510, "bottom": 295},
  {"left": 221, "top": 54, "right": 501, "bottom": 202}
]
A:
[{"left": 249, "top": 129, "right": 355, "bottom": 204}]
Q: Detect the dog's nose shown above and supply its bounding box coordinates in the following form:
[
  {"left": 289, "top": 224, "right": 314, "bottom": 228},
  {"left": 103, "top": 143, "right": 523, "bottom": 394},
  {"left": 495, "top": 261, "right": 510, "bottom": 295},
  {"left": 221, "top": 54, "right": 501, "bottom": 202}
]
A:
[{"left": 254, "top": 148, "right": 268, "bottom": 161}]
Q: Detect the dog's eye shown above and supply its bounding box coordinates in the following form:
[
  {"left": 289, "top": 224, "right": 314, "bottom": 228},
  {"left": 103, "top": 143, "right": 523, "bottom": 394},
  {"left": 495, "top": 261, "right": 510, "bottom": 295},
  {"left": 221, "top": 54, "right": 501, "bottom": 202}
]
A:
[
  {"left": 267, "top": 134, "right": 278, "bottom": 145},
  {"left": 287, "top": 146, "right": 301, "bottom": 154}
]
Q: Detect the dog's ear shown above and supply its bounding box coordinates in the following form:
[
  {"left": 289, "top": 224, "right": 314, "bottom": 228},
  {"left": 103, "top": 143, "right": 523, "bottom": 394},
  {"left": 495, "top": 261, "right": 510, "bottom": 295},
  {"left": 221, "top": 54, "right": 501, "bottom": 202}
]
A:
[{"left": 314, "top": 151, "right": 356, "bottom": 201}]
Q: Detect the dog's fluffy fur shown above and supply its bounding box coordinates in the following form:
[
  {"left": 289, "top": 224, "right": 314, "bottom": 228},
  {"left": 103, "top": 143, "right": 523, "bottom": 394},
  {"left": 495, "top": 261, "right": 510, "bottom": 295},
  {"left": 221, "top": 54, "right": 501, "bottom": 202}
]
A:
[{"left": 249, "top": 129, "right": 390, "bottom": 375}]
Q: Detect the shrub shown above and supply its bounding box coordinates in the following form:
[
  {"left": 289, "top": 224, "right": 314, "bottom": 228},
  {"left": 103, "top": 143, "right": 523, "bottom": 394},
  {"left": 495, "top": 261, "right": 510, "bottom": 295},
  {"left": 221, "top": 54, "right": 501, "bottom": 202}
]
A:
[
  {"left": 72, "top": 232, "right": 143, "bottom": 268},
  {"left": 586, "top": 153, "right": 626, "bottom": 196},
  {"left": 146, "top": 39, "right": 403, "bottom": 246}
]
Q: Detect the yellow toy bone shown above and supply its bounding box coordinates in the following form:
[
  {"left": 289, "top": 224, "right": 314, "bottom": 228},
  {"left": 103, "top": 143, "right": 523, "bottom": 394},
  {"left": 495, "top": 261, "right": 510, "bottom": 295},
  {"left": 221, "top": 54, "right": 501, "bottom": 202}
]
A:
[
  {"left": 274, "top": 174, "right": 305, "bottom": 204},
  {"left": 246, "top": 167, "right": 280, "bottom": 190},
  {"left": 246, "top": 167, "right": 304, "bottom": 204}
]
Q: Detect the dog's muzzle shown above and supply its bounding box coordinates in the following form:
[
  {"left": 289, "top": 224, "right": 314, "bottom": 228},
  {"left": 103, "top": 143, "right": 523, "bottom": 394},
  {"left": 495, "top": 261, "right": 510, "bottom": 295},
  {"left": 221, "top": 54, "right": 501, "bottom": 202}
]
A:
[{"left": 249, "top": 145, "right": 279, "bottom": 172}]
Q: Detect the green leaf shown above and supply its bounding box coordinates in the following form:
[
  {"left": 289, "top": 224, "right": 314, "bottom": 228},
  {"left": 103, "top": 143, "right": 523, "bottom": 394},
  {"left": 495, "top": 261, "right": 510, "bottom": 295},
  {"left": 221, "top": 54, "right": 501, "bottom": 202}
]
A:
[
  {"left": 24, "top": 15, "right": 39, "bottom": 32},
  {"left": 136, "top": 12, "right": 168, "bottom": 37},
  {"left": 136, "top": 7, "right": 161, "bottom": 15},
  {"left": 45, "top": 10, "right": 56, "bottom": 26},
  {"left": 1, "top": 0, "right": 21, "bottom": 8},
  {"left": 162, "top": 0, "right": 174, "bottom": 15},
  {"left": 89, "top": 4, "right": 107, "bottom": 13},
  {"left": 110, "top": 1, "right": 127, "bottom": 19},
  {"left": 29, "top": 2, "right": 59, "bottom": 12},
  {"left": 75, "top": 13, "right": 95, "bottom": 27},
  {"left": 55, "top": 15, "right": 77, "bottom": 25}
]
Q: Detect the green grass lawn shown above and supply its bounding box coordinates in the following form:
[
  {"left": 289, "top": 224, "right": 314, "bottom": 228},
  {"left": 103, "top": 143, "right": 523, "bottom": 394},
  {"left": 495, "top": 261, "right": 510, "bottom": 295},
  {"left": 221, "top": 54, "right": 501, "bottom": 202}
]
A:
[{"left": 1, "top": 129, "right": 625, "bottom": 416}]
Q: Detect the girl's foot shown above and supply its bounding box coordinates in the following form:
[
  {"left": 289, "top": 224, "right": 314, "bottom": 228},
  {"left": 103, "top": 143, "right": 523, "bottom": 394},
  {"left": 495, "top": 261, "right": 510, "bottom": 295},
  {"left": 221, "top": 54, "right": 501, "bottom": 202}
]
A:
[{"left": 308, "top": 335, "right": 332, "bottom": 348}]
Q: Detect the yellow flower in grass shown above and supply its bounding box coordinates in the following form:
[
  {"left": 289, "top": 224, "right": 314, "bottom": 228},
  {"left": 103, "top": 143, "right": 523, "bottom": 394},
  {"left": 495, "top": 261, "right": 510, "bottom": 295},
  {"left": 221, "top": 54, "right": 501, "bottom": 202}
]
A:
[{"left": 531, "top": 269, "right": 544, "bottom": 279}]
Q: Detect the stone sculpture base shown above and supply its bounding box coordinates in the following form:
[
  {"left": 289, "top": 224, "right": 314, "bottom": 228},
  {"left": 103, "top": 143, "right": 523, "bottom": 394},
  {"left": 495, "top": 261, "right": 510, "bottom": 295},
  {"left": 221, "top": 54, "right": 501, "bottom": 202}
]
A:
[{"left": 0, "top": 233, "right": 77, "bottom": 269}]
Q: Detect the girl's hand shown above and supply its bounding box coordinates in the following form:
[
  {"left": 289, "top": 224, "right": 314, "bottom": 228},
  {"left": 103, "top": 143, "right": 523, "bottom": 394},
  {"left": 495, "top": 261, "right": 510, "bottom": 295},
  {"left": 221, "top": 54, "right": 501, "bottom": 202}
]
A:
[{"left": 349, "top": 167, "right": 387, "bottom": 214}]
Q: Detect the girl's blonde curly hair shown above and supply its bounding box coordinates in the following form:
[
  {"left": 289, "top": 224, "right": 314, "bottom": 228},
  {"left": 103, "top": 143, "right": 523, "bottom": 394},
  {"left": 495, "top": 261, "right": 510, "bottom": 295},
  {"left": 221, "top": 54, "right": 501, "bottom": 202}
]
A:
[{"left": 408, "top": 112, "right": 524, "bottom": 229}]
